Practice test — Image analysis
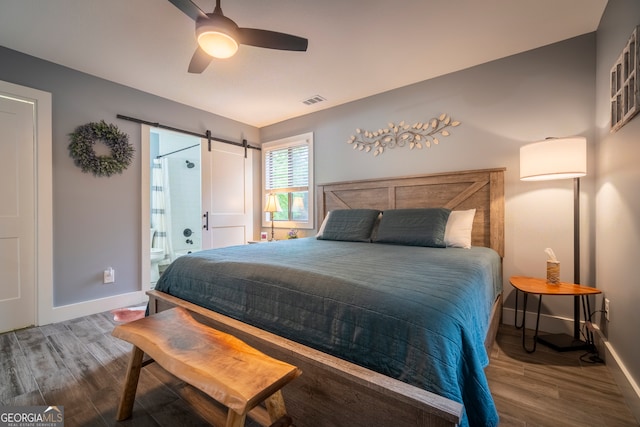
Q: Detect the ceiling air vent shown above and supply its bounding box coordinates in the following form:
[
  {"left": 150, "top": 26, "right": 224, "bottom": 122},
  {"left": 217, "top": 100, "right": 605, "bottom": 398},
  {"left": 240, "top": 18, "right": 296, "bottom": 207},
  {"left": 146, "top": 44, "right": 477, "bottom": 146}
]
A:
[{"left": 302, "top": 95, "right": 326, "bottom": 106}]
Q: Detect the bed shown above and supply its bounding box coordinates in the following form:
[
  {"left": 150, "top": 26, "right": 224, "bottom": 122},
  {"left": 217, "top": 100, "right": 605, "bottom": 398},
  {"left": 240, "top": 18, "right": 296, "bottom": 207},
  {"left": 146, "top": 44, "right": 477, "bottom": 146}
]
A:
[{"left": 147, "top": 168, "right": 505, "bottom": 427}]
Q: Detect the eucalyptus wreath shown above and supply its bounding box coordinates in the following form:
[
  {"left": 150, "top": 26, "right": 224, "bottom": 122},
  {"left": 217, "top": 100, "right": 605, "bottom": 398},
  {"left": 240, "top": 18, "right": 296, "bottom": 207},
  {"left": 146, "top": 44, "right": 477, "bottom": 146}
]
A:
[{"left": 68, "top": 120, "right": 134, "bottom": 177}]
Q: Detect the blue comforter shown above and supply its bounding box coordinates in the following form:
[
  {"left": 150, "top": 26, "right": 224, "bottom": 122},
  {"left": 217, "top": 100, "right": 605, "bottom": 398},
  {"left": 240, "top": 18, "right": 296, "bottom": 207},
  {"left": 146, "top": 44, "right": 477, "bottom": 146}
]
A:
[{"left": 154, "top": 238, "right": 501, "bottom": 426}]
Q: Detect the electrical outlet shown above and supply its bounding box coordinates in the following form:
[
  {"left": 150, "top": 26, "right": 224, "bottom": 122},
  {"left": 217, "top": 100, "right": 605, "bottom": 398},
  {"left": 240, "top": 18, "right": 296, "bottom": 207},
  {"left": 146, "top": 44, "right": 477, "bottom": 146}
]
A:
[
  {"left": 103, "top": 267, "right": 115, "bottom": 284},
  {"left": 604, "top": 298, "right": 610, "bottom": 321}
]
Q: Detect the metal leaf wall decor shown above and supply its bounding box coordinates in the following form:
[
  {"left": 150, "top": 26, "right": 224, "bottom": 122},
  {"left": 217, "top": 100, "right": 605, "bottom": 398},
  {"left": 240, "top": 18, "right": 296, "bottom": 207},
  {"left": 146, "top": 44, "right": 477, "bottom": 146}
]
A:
[{"left": 347, "top": 113, "right": 460, "bottom": 156}]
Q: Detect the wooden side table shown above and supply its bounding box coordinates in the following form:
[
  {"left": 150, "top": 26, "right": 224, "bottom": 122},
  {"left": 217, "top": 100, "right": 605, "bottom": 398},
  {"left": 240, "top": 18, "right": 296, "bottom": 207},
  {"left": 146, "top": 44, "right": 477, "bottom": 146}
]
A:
[{"left": 510, "top": 276, "right": 601, "bottom": 353}]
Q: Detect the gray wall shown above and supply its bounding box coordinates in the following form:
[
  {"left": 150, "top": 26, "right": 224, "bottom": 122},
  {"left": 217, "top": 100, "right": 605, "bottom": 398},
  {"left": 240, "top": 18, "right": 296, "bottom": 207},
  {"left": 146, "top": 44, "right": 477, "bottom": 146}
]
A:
[
  {"left": 261, "top": 34, "right": 598, "bottom": 331},
  {"left": 595, "top": 0, "right": 640, "bottom": 402},
  {"left": 0, "top": 46, "right": 259, "bottom": 306}
]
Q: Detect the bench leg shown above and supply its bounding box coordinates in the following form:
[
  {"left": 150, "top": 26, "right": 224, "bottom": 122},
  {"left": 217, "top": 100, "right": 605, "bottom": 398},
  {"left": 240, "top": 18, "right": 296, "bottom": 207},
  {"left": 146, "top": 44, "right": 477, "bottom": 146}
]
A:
[
  {"left": 225, "top": 409, "right": 246, "bottom": 427},
  {"left": 265, "top": 390, "right": 288, "bottom": 423},
  {"left": 116, "top": 346, "right": 145, "bottom": 420}
]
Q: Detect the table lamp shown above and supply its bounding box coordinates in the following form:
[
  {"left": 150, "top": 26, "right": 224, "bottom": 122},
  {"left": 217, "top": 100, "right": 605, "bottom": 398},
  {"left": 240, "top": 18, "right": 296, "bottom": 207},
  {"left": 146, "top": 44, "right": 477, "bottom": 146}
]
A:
[{"left": 264, "top": 193, "right": 282, "bottom": 241}]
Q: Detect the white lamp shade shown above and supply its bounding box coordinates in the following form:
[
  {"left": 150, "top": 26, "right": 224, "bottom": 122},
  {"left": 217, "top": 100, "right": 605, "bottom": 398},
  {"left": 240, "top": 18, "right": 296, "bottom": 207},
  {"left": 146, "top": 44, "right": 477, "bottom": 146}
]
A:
[
  {"left": 520, "top": 137, "right": 587, "bottom": 181},
  {"left": 264, "top": 194, "right": 282, "bottom": 213}
]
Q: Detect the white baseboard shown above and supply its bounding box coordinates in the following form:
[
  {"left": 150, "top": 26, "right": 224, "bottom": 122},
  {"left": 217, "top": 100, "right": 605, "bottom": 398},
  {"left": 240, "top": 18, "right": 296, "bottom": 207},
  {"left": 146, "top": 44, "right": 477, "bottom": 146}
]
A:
[
  {"left": 38, "top": 291, "right": 148, "bottom": 325},
  {"left": 595, "top": 328, "right": 640, "bottom": 424},
  {"left": 502, "top": 307, "right": 640, "bottom": 424}
]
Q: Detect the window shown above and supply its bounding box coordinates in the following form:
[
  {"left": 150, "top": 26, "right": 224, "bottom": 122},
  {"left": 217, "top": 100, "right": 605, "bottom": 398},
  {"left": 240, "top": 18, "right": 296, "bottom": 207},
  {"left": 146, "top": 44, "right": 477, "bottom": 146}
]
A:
[{"left": 262, "top": 132, "right": 314, "bottom": 229}]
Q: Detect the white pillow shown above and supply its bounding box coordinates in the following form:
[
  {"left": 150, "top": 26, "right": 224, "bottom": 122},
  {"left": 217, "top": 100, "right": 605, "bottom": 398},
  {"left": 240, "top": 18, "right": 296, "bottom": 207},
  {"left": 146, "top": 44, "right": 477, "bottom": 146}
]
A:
[
  {"left": 315, "top": 211, "right": 331, "bottom": 238},
  {"left": 444, "top": 209, "right": 476, "bottom": 249}
]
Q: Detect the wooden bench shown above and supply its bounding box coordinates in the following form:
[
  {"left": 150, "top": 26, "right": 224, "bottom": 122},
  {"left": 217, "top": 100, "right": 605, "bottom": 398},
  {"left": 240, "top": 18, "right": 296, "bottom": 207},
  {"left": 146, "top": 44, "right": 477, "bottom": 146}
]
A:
[{"left": 111, "top": 307, "right": 301, "bottom": 427}]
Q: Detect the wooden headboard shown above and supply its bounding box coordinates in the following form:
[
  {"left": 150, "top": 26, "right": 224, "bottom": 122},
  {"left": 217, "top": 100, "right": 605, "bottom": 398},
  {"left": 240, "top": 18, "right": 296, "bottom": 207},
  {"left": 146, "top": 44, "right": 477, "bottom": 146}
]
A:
[{"left": 316, "top": 168, "right": 505, "bottom": 257}]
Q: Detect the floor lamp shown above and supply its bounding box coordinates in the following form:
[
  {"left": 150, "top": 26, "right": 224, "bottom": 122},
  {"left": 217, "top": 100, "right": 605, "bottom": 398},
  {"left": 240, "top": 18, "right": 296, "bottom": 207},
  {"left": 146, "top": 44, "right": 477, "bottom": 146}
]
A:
[
  {"left": 264, "top": 193, "right": 282, "bottom": 242},
  {"left": 520, "top": 136, "right": 588, "bottom": 351}
]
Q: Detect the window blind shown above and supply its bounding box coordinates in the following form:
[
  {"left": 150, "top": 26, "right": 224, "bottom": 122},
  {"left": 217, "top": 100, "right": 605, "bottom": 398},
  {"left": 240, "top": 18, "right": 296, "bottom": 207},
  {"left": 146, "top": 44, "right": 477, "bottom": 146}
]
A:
[{"left": 264, "top": 144, "right": 309, "bottom": 191}]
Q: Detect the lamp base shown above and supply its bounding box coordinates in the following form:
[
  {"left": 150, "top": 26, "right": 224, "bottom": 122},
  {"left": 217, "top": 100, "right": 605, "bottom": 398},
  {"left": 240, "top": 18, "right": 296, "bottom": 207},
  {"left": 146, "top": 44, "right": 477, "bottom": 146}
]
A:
[{"left": 536, "top": 333, "right": 591, "bottom": 352}]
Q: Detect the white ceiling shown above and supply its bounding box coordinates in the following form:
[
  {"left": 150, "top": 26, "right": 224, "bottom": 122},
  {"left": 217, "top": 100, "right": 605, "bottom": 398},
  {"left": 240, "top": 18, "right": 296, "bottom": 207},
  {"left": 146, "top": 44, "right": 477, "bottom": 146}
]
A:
[{"left": 0, "top": 0, "right": 607, "bottom": 127}]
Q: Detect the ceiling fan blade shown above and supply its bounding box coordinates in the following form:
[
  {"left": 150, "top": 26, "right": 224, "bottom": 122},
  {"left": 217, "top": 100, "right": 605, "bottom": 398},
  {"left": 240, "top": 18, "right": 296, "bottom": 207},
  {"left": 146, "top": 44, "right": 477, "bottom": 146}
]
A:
[
  {"left": 188, "top": 46, "right": 212, "bottom": 73},
  {"left": 168, "top": 0, "right": 207, "bottom": 21},
  {"left": 238, "top": 28, "right": 308, "bottom": 51}
]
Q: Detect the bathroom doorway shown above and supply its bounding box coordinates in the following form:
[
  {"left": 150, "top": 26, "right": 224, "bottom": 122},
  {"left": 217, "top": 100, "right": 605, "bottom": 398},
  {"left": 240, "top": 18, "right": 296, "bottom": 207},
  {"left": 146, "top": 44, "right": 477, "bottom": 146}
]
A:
[
  {"left": 149, "top": 125, "right": 202, "bottom": 265},
  {"left": 149, "top": 128, "right": 202, "bottom": 283}
]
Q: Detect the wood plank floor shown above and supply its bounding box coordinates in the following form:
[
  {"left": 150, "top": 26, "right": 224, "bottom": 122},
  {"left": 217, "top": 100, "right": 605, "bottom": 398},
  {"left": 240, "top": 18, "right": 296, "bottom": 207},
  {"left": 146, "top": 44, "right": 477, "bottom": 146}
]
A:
[
  {"left": 1, "top": 311, "right": 638, "bottom": 426},
  {"left": 487, "top": 326, "right": 638, "bottom": 427}
]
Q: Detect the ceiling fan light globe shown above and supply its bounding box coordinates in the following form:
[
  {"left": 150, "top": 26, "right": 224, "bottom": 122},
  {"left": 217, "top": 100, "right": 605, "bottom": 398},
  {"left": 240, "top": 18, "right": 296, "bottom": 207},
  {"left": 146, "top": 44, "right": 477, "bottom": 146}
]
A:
[{"left": 197, "top": 31, "right": 238, "bottom": 58}]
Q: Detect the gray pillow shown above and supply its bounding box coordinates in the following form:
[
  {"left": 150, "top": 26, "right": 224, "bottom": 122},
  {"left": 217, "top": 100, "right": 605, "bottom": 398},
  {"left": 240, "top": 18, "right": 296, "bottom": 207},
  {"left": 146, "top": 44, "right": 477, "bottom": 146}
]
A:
[
  {"left": 373, "top": 208, "right": 451, "bottom": 247},
  {"left": 317, "top": 209, "right": 381, "bottom": 242}
]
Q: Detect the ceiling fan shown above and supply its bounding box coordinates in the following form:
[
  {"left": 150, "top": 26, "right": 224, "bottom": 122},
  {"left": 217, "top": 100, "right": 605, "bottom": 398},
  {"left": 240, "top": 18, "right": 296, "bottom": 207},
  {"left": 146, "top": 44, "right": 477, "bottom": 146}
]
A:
[{"left": 168, "top": 0, "right": 309, "bottom": 73}]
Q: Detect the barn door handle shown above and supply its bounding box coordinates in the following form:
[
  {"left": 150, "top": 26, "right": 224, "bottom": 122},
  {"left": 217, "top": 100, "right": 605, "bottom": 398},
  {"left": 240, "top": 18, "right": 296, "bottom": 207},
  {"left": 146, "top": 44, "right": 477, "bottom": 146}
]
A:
[{"left": 203, "top": 212, "right": 209, "bottom": 230}]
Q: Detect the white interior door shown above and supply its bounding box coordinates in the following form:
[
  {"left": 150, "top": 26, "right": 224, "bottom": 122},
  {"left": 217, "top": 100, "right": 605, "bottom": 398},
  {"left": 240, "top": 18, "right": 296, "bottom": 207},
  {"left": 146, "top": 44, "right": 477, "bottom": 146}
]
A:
[
  {"left": 202, "top": 140, "right": 253, "bottom": 249},
  {"left": 0, "top": 90, "right": 36, "bottom": 331}
]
